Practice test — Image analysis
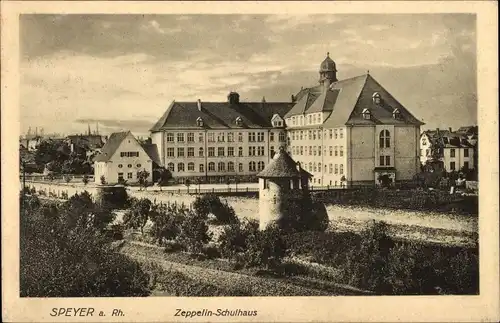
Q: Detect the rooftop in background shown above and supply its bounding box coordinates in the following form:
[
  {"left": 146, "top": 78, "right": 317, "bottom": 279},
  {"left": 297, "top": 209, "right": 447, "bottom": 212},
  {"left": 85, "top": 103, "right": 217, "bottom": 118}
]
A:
[
  {"left": 422, "top": 127, "right": 477, "bottom": 148},
  {"left": 257, "top": 147, "right": 313, "bottom": 178}
]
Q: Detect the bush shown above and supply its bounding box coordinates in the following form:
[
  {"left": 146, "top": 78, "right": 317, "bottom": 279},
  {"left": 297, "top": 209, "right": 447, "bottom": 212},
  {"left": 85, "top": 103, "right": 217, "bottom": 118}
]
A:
[
  {"left": 192, "top": 194, "right": 239, "bottom": 224},
  {"left": 163, "top": 240, "right": 184, "bottom": 253},
  {"left": 218, "top": 219, "right": 259, "bottom": 259},
  {"left": 123, "top": 198, "right": 152, "bottom": 234},
  {"left": 149, "top": 203, "right": 185, "bottom": 245},
  {"left": 279, "top": 196, "right": 329, "bottom": 232},
  {"left": 178, "top": 211, "right": 210, "bottom": 253},
  {"left": 20, "top": 195, "right": 151, "bottom": 297},
  {"left": 243, "top": 224, "right": 287, "bottom": 270}
]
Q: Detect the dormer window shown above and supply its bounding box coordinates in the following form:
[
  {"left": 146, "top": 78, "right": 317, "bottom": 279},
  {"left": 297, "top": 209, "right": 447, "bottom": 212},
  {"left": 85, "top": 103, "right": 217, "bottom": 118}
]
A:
[
  {"left": 271, "top": 114, "right": 283, "bottom": 127},
  {"left": 372, "top": 92, "right": 381, "bottom": 105},
  {"left": 392, "top": 108, "right": 401, "bottom": 120},
  {"left": 362, "top": 108, "right": 371, "bottom": 120},
  {"left": 196, "top": 117, "right": 204, "bottom": 127},
  {"left": 235, "top": 116, "right": 243, "bottom": 126}
]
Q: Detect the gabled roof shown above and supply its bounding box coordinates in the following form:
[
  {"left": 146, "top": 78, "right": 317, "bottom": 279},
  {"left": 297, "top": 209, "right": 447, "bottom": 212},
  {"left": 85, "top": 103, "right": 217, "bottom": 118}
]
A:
[
  {"left": 150, "top": 99, "right": 294, "bottom": 131},
  {"left": 422, "top": 129, "right": 475, "bottom": 148},
  {"left": 285, "top": 74, "right": 424, "bottom": 127},
  {"left": 141, "top": 143, "right": 161, "bottom": 166},
  {"left": 257, "top": 148, "right": 313, "bottom": 178},
  {"left": 93, "top": 131, "right": 132, "bottom": 162}
]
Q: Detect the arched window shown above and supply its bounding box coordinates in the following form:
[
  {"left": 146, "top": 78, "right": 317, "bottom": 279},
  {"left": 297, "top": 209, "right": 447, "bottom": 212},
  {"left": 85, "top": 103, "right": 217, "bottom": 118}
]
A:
[
  {"left": 199, "top": 164, "right": 204, "bottom": 172},
  {"left": 228, "top": 161, "right": 235, "bottom": 172},
  {"left": 187, "top": 162, "right": 195, "bottom": 171},
  {"left": 257, "top": 161, "right": 265, "bottom": 171},
  {"left": 379, "top": 130, "right": 390, "bottom": 148},
  {"left": 238, "top": 163, "right": 243, "bottom": 172},
  {"left": 208, "top": 162, "right": 215, "bottom": 172},
  {"left": 199, "top": 147, "right": 204, "bottom": 157},
  {"left": 218, "top": 162, "right": 225, "bottom": 172},
  {"left": 167, "top": 162, "right": 174, "bottom": 172},
  {"left": 238, "top": 147, "right": 243, "bottom": 157},
  {"left": 177, "top": 163, "right": 185, "bottom": 172}
]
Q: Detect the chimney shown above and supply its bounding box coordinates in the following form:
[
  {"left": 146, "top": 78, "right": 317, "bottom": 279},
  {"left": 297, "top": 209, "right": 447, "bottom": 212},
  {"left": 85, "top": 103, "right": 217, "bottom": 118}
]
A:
[
  {"left": 449, "top": 127, "right": 452, "bottom": 133},
  {"left": 291, "top": 95, "right": 296, "bottom": 103},
  {"left": 197, "top": 99, "right": 202, "bottom": 111},
  {"left": 228, "top": 92, "right": 240, "bottom": 104}
]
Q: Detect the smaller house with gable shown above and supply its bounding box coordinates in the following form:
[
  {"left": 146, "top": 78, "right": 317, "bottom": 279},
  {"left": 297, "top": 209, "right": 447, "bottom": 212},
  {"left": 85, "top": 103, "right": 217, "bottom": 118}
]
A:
[{"left": 93, "top": 131, "right": 155, "bottom": 184}]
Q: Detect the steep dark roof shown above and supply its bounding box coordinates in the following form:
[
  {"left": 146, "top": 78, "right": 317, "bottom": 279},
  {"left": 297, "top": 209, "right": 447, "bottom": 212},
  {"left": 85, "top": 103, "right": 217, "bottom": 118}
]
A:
[
  {"left": 67, "top": 134, "right": 104, "bottom": 150},
  {"left": 141, "top": 143, "right": 161, "bottom": 165},
  {"left": 285, "top": 74, "right": 424, "bottom": 127},
  {"left": 257, "top": 148, "right": 313, "bottom": 178},
  {"left": 150, "top": 99, "right": 294, "bottom": 131},
  {"left": 93, "top": 131, "right": 131, "bottom": 162}
]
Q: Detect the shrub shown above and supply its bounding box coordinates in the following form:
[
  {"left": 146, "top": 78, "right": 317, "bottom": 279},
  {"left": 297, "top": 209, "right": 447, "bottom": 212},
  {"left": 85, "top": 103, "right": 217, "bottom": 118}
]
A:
[
  {"left": 192, "top": 194, "right": 239, "bottom": 224},
  {"left": 202, "top": 244, "right": 222, "bottom": 259},
  {"left": 100, "top": 175, "right": 106, "bottom": 185},
  {"left": 123, "top": 198, "right": 152, "bottom": 234},
  {"left": 178, "top": 211, "right": 210, "bottom": 253},
  {"left": 163, "top": 240, "right": 184, "bottom": 253},
  {"left": 149, "top": 203, "right": 185, "bottom": 245},
  {"left": 218, "top": 219, "right": 259, "bottom": 259},
  {"left": 82, "top": 175, "right": 89, "bottom": 185},
  {"left": 279, "top": 196, "right": 329, "bottom": 232},
  {"left": 243, "top": 224, "right": 287, "bottom": 270},
  {"left": 20, "top": 195, "right": 151, "bottom": 297}
]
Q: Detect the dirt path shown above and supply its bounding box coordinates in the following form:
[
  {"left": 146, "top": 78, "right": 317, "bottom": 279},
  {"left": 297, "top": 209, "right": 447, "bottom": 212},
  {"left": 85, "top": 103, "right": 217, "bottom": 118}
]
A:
[{"left": 120, "top": 244, "right": 338, "bottom": 296}]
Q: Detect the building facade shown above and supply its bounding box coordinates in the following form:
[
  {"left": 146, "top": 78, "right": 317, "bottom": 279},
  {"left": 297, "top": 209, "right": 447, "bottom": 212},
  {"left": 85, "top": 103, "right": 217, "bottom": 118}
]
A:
[
  {"left": 93, "top": 131, "right": 154, "bottom": 184},
  {"left": 151, "top": 54, "right": 424, "bottom": 186},
  {"left": 420, "top": 128, "right": 476, "bottom": 172},
  {"left": 285, "top": 53, "right": 424, "bottom": 187},
  {"left": 150, "top": 93, "right": 291, "bottom": 183}
]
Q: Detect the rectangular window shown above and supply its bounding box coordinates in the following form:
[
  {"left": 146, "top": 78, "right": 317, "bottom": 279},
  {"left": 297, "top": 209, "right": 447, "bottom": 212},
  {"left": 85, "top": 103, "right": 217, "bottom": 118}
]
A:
[
  {"left": 308, "top": 131, "right": 311, "bottom": 140},
  {"left": 292, "top": 132, "right": 295, "bottom": 140},
  {"left": 313, "top": 146, "right": 317, "bottom": 156},
  {"left": 318, "top": 130, "right": 322, "bottom": 139},
  {"left": 199, "top": 164, "right": 204, "bottom": 173},
  {"left": 380, "top": 156, "right": 385, "bottom": 166},
  {"left": 385, "top": 156, "right": 390, "bottom": 166},
  {"left": 218, "top": 147, "right": 225, "bottom": 157},
  {"left": 238, "top": 133, "right": 243, "bottom": 142},
  {"left": 198, "top": 133, "right": 204, "bottom": 143},
  {"left": 167, "top": 148, "right": 174, "bottom": 157},
  {"left": 339, "top": 129, "right": 344, "bottom": 139},
  {"left": 329, "top": 129, "right": 333, "bottom": 139},
  {"left": 187, "top": 147, "right": 194, "bottom": 157},
  {"left": 334, "top": 146, "right": 338, "bottom": 157},
  {"left": 248, "top": 146, "right": 256, "bottom": 156},
  {"left": 300, "top": 131, "right": 303, "bottom": 140},
  {"left": 199, "top": 148, "right": 204, "bottom": 157},
  {"left": 177, "top": 133, "right": 184, "bottom": 142},
  {"left": 340, "top": 164, "right": 344, "bottom": 174},
  {"left": 300, "top": 146, "right": 303, "bottom": 155},
  {"left": 464, "top": 161, "right": 469, "bottom": 169},
  {"left": 334, "top": 129, "right": 338, "bottom": 139},
  {"left": 118, "top": 172, "right": 124, "bottom": 181},
  {"left": 120, "top": 151, "right": 139, "bottom": 157},
  {"left": 329, "top": 164, "right": 333, "bottom": 174},
  {"left": 450, "top": 161, "right": 456, "bottom": 170},
  {"left": 329, "top": 146, "right": 333, "bottom": 156},
  {"left": 450, "top": 149, "right": 456, "bottom": 158},
  {"left": 334, "top": 164, "right": 338, "bottom": 174},
  {"left": 318, "top": 146, "right": 322, "bottom": 156},
  {"left": 464, "top": 149, "right": 469, "bottom": 157},
  {"left": 279, "top": 132, "right": 286, "bottom": 142},
  {"left": 127, "top": 172, "right": 133, "bottom": 179},
  {"left": 217, "top": 133, "right": 225, "bottom": 142},
  {"left": 208, "top": 133, "right": 215, "bottom": 142},
  {"left": 187, "top": 132, "right": 194, "bottom": 142},
  {"left": 228, "top": 133, "right": 234, "bottom": 142},
  {"left": 188, "top": 163, "right": 195, "bottom": 171},
  {"left": 270, "top": 132, "right": 275, "bottom": 142},
  {"left": 258, "top": 146, "right": 265, "bottom": 156},
  {"left": 339, "top": 146, "right": 344, "bottom": 157},
  {"left": 228, "top": 147, "right": 234, "bottom": 156},
  {"left": 208, "top": 147, "right": 215, "bottom": 157},
  {"left": 257, "top": 132, "right": 264, "bottom": 142},
  {"left": 239, "top": 163, "right": 244, "bottom": 172},
  {"left": 177, "top": 147, "right": 184, "bottom": 157},
  {"left": 167, "top": 133, "right": 174, "bottom": 142},
  {"left": 238, "top": 147, "right": 243, "bottom": 157},
  {"left": 313, "top": 131, "right": 316, "bottom": 140},
  {"left": 309, "top": 146, "right": 312, "bottom": 156}
]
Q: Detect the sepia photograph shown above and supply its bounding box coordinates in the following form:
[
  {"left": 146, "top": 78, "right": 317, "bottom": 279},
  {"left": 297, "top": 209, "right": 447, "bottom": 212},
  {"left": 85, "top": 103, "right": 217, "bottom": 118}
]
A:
[{"left": 2, "top": 1, "right": 499, "bottom": 322}]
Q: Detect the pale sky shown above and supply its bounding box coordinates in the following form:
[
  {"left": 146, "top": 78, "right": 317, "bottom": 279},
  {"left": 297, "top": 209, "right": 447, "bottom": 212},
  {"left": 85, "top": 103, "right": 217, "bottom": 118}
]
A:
[{"left": 20, "top": 14, "right": 476, "bottom": 137}]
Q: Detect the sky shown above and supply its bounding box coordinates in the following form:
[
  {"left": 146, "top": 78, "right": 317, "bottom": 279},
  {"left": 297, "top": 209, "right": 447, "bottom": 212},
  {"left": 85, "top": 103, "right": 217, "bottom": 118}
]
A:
[{"left": 20, "top": 14, "right": 477, "bottom": 137}]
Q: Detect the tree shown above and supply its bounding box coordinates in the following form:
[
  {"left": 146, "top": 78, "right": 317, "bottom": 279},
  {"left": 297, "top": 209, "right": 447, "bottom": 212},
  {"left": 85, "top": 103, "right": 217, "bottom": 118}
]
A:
[
  {"left": 137, "top": 170, "right": 150, "bottom": 191},
  {"left": 192, "top": 194, "right": 239, "bottom": 224},
  {"left": 123, "top": 198, "right": 152, "bottom": 235},
  {"left": 82, "top": 175, "right": 89, "bottom": 186},
  {"left": 225, "top": 177, "right": 231, "bottom": 191},
  {"left": 185, "top": 179, "right": 191, "bottom": 193},
  {"left": 64, "top": 174, "right": 71, "bottom": 184},
  {"left": 178, "top": 211, "right": 210, "bottom": 253},
  {"left": 149, "top": 203, "right": 185, "bottom": 245},
  {"left": 156, "top": 168, "right": 172, "bottom": 189},
  {"left": 100, "top": 175, "right": 106, "bottom": 185}
]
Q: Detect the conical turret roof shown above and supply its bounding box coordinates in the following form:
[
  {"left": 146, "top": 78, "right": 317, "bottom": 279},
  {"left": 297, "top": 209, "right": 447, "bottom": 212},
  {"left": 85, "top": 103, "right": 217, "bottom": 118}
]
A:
[{"left": 257, "top": 147, "right": 313, "bottom": 178}]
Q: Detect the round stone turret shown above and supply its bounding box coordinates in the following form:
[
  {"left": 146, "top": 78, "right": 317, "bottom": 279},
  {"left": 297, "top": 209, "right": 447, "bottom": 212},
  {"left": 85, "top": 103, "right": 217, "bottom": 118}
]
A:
[{"left": 256, "top": 147, "right": 313, "bottom": 230}]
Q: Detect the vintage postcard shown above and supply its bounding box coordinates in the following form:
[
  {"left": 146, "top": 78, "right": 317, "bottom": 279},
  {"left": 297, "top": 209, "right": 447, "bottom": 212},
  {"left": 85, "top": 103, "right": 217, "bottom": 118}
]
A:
[{"left": 2, "top": 1, "right": 499, "bottom": 322}]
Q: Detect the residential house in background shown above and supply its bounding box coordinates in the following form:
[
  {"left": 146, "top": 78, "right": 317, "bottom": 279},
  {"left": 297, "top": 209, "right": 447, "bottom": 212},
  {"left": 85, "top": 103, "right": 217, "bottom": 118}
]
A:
[
  {"left": 150, "top": 92, "right": 292, "bottom": 184},
  {"left": 420, "top": 127, "right": 477, "bottom": 172},
  {"left": 285, "top": 53, "right": 424, "bottom": 187},
  {"left": 93, "top": 131, "right": 153, "bottom": 184}
]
